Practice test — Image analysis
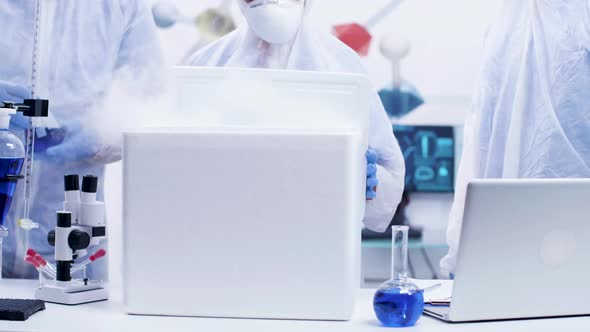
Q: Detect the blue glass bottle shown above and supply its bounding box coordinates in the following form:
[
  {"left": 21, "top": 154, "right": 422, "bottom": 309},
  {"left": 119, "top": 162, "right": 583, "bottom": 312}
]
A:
[
  {"left": 0, "top": 107, "right": 25, "bottom": 279},
  {"left": 0, "top": 157, "right": 24, "bottom": 225},
  {"left": 373, "top": 226, "right": 424, "bottom": 327}
]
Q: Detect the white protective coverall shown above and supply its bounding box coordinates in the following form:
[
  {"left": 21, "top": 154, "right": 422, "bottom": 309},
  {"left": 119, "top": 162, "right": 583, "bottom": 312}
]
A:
[
  {"left": 442, "top": 0, "right": 590, "bottom": 276},
  {"left": 189, "top": 0, "right": 406, "bottom": 232}
]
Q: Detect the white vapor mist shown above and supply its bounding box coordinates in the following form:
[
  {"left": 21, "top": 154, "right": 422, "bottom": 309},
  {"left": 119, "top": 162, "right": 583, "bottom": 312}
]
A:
[{"left": 85, "top": 65, "right": 366, "bottom": 164}]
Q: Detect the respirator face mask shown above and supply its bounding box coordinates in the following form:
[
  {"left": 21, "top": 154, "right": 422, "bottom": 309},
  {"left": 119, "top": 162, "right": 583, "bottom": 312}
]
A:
[{"left": 242, "top": 0, "right": 305, "bottom": 44}]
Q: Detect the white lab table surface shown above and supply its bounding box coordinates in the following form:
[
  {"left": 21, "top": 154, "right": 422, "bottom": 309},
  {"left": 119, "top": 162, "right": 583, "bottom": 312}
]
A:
[{"left": 0, "top": 279, "right": 588, "bottom": 332}]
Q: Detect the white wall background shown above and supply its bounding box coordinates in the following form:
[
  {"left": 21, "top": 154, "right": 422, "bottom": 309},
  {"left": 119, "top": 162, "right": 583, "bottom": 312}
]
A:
[{"left": 106, "top": 0, "right": 501, "bottom": 286}]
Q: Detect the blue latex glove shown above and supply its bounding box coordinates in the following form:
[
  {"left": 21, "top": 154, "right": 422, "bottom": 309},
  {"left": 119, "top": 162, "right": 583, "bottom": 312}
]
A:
[
  {"left": 10, "top": 112, "right": 31, "bottom": 130},
  {"left": 366, "top": 149, "right": 379, "bottom": 200},
  {"left": 0, "top": 81, "right": 31, "bottom": 130},
  {"left": 0, "top": 81, "right": 29, "bottom": 102},
  {"left": 42, "top": 124, "right": 101, "bottom": 163}
]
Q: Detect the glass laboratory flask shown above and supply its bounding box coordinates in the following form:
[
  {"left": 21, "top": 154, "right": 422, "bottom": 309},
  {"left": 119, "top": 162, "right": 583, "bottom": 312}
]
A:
[
  {"left": 373, "top": 225, "right": 424, "bottom": 327},
  {"left": 0, "top": 107, "right": 25, "bottom": 278}
]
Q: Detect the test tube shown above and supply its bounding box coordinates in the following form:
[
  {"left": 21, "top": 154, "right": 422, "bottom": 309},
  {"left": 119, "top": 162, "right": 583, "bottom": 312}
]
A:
[
  {"left": 25, "top": 256, "right": 55, "bottom": 284},
  {"left": 27, "top": 249, "right": 56, "bottom": 273},
  {"left": 71, "top": 249, "right": 106, "bottom": 274},
  {"left": 31, "top": 255, "right": 56, "bottom": 277}
]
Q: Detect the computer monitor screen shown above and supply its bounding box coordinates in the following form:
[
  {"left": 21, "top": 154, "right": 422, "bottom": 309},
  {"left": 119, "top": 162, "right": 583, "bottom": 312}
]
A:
[{"left": 393, "top": 125, "right": 455, "bottom": 192}]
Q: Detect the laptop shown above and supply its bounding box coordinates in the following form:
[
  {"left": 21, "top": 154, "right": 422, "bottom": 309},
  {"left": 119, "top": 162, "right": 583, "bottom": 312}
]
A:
[
  {"left": 424, "top": 179, "right": 590, "bottom": 322},
  {"left": 123, "top": 67, "right": 372, "bottom": 320}
]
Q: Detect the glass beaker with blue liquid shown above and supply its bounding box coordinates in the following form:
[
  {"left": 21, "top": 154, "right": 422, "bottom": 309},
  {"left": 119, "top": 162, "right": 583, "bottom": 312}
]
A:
[
  {"left": 373, "top": 225, "right": 424, "bottom": 327},
  {"left": 0, "top": 106, "right": 25, "bottom": 279}
]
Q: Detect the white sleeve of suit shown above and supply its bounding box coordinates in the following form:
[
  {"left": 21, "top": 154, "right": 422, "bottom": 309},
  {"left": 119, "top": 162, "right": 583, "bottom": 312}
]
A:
[
  {"left": 363, "top": 163, "right": 404, "bottom": 232},
  {"left": 362, "top": 94, "right": 405, "bottom": 232},
  {"left": 440, "top": 110, "right": 477, "bottom": 276}
]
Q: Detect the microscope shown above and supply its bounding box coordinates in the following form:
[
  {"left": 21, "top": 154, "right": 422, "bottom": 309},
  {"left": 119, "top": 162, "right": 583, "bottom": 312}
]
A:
[{"left": 34, "top": 174, "right": 108, "bottom": 305}]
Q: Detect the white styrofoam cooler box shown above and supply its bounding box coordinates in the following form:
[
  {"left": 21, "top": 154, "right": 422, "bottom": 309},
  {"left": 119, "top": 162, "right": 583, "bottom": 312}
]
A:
[
  {"left": 123, "top": 68, "right": 372, "bottom": 320},
  {"left": 123, "top": 128, "right": 365, "bottom": 320}
]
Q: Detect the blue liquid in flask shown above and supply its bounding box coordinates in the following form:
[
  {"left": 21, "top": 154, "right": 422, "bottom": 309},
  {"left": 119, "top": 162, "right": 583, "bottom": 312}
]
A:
[
  {"left": 373, "top": 287, "right": 424, "bottom": 327},
  {"left": 0, "top": 157, "right": 24, "bottom": 226}
]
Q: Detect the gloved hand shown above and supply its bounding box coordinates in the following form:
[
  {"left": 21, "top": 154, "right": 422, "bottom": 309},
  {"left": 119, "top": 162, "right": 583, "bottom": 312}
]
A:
[
  {"left": 0, "top": 81, "right": 29, "bottom": 102},
  {"left": 0, "top": 81, "right": 30, "bottom": 130},
  {"left": 42, "top": 123, "right": 101, "bottom": 163},
  {"left": 366, "top": 148, "right": 379, "bottom": 200},
  {"left": 10, "top": 112, "right": 30, "bottom": 130},
  {"left": 42, "top": 122, "right": 122, "bottom": 164}
]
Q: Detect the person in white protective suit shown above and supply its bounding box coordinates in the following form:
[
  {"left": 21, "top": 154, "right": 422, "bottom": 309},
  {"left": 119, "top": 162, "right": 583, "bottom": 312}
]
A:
[
  {"left": 441, "top": 0, "right": 590, "bottom": 277},
  {"left": 0, "top": 0, "right": 163, "bottom": 279},
  {"left": 189, "top": 0, "right": 405, "bottom": 232}
]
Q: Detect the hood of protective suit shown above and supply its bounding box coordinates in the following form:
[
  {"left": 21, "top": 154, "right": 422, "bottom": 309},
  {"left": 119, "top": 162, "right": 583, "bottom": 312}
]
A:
[{"left": 441, "top": 0, "right": 590, "bottom": 276}]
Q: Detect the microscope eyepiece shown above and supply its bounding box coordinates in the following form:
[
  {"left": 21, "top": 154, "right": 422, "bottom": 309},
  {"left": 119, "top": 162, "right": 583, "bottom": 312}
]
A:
[
  {"left": 64, "top": 174, "right": 80, "bottom": 191},
  {"left": 81, "top": 175, "right": 98, "bottom": 193},
  {"left": 57, "top": 211, "right": 72, "bottom": 228}
]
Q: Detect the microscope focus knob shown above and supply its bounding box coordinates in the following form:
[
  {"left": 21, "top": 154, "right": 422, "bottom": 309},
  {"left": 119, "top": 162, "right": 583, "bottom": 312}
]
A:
[
  {"left": 68, "top": 230, "right": 91, "bottom": 251},
  {"left": 47, "top": 230, "right": 56, "bottom": 246}
]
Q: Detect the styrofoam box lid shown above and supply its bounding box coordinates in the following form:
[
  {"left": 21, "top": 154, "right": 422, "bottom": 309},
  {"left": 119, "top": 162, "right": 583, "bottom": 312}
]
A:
[{"left": 170, "top": 66, "right": 371, "bottom": 134}]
